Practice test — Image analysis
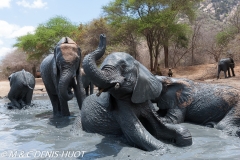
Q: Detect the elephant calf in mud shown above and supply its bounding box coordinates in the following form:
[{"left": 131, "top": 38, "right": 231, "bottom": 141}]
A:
[
  {"left": 40, "top": 37, "right": 85, "bottom": 117},
  {"left": 153, "top": 76, "right": 240, "bottom": 137},
  {"left": 73, "top": 34, "right": 192, "bottom": 152},
  {"left": 7, "top": 69, "right": 35, "bottom": 109}
]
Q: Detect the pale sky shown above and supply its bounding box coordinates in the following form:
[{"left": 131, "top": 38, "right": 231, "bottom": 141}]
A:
[{"left": 0, "top": 0, "right": 112, "bottom": 60}]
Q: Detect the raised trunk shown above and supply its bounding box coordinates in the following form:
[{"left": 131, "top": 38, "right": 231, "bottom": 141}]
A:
[
  {"left": 58, "top": 71, "right": 74, "bottom": 101},
  {"left": 82, "top": 34, "right": 108, "bottom": 87}
]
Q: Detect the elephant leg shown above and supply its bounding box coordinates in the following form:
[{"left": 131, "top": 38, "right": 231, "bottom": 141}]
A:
[
  {"left": 23, "top": 89, "right": 34, "bottom": 105},
  {"left": 157, "top": 108, "right": 186, "bottom": 124},
  {"left": 59, "top": 97, "right": 70, "bottom": 116},
  {"left": 85, "top": 86, "right": 89, "bottom": 96},
  {"left": 90, "top": 82, "right": 94, "bottom": 95},
  {"left": 231, "top": 67, "right": 235, "bottom": 76},
  {"left": 227, "top": 68, "right": 231, "bottom": 77},
  {"left": 215, "top": 107, "right": 240, "bottom": 137},
  {"left": 113, "top": 100, "right": 166, "bottom": 151},
  {"left": 73, "top": 77, "right": 86, "bottom": 110},
  {"left": 45, "top": 87, "right": 61, "bottom": 116},
  {"left": 142, "top": 103, "right": 192, "bottom": 147},
  {"left": 8, "top": 86, "right": 21, "bottom": 109},
  {"left": 224, "top": 70, "right": 227, "bottom": 78}
]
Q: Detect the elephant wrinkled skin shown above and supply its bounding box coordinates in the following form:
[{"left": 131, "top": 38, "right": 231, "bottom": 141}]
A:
[
  {"left": 8, "top": 69, "right": 35, "bottom": 109},
  {"left": 153, "top": 76, "right": 240, "bottom": 137},
  {"left": 75, "top": 34, "right": 192, "bottom": 151},
  {"left": 40, "top": 37, "right": 85, "bottom": 117}
]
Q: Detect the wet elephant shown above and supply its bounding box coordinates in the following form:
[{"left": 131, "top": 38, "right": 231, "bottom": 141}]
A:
[
  {"left": 81, "top": 68, "right": 94, "bottom": 96},
  {"left": 8, "top": 69, "right": 35, "bottom": 109},
  {"left": 40, "top": 37, "right": 85, "bottom": 117},
  {"left": 76, "top": 34, "right": 192, "bottom": 151},
  {"left": 152, "top": 76, "right": 240, "bottom": 137},
  {"left": 217, "top": 57, "right": 235, "bottom": 79}
]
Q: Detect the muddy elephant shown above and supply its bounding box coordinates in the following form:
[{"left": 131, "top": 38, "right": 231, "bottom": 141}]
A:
[
  {"left": 152, "top": 76, "right": 240, "bottom": 137},
  {"left": 7, "top": 69, "right": 35, "bottom": 109},
  {"left": 217, "top": 57, "right": 235, "bottom": 79},
  {"left": 76, "top": 34, "right": 192, "bottom": 151},
  {"left": 40, "top": 37, "right": 85, "bottom": 117},
  {"left": 81, "top": 68, "right": 94, "bottom": 96}
]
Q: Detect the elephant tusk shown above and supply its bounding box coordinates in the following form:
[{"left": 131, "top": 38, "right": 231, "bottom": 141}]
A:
[
  {"left": 115, "top": 83, "right": 120, "bottom": 89},
  {"left": 74, "top": 77, "right": 77, "bottom": 85},
  {"left": 96, "top": 88, "right": 104, "bottom": 97}
]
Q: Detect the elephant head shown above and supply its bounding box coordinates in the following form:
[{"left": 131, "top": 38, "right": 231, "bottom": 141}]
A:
[
  {"left": 52, "top": 37, "right": 81, "bottom": 101},
  {"left": 83, "top": 34, "right": 161, "bottom": 102},
  {"left": 82, "top": 34, "right": 192, "bottom": 150}
]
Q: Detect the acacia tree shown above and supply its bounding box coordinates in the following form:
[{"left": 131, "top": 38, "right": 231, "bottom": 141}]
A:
[
  {"left": 103, "top": 0, "right": 201, "bottom": 70},
  {"left": 14, "top": 16, "right": 78, "bottom": 60},
  {"left": 76, "top": 17, "right": 139, "bottom": 65}
]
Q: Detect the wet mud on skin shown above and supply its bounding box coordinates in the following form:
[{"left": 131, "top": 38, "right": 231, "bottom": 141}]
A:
[{"left": 0, "top": 95, "right": 240, "bottom": 160}]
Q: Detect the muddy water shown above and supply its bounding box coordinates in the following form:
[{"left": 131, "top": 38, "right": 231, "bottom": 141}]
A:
[{"left": 0, "top": 95, "right": 239, "bottom": 160}]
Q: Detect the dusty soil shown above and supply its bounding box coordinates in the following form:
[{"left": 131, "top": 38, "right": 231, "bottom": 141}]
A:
[
  {"left": 159, "top": 61, "right": 240, "bottom": 90},
  {"left": 0, "top": 62, "right": 239, "bottom": 97}
]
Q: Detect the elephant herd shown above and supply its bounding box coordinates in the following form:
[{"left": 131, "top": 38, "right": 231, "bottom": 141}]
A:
[{"left": 6, "top": 34, "right": 240, "bottom": 152}]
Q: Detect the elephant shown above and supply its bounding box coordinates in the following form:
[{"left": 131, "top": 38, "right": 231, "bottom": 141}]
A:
[
  {"left": 217, "top": 57, "right": 235, "bottom": 79},
  {"left": 7, "top": 69, "right": 35, "bottom": 109},
  {"left": 77, "top": 34, "right": 192, "bottom": 151},
  {"left": 40, "top": 37, "right": 85, "bottom": 117},
  {"left": 81, "top": 68, "right": 94, "bottom": 96},
  {"left": 152, "top": 76, "right": 240, "bottom": 137}
]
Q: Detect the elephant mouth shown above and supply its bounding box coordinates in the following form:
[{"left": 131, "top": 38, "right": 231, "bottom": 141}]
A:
[{"left": 97, "top": 82, "right": 120, "bottom": 96}]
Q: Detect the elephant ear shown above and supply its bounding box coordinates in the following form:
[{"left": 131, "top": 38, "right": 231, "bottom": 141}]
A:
[
  {"left": 52, "top": 47, "right": 58, "bottom": 77},
  {"left": 131, "top": 61, "right": 162, "bottom": 103},
  {"left": 76, "top": 47, "right": 82, "bottom": 76}
]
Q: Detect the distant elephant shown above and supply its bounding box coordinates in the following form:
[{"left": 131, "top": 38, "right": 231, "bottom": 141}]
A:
[
  {"left": 217, "top": 57, "right": 235, "bottom": 79},
  {"left": 76, "top": 34, "right": 192, "bottom": 151},
  {"left": 81, "top": 68, "right": 94, "bottom": 96},
  {"left": 7, "top": 69, "right": 35, "bottom": 109},
  {"left": 40, "top": 37, "right": 85, "bottom": 117},
  {"left": 152, "top": 76, "right": 240, "bottom": 137}
]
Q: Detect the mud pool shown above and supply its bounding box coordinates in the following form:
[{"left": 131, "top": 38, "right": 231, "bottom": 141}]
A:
[{"left": 0, "top": 95, "right": 240, "bottom": 160}]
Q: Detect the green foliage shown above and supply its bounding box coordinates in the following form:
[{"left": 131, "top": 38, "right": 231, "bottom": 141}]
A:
[
  {"left": 14, "top": 16, "right": 78, "bottom": 60},
  {"left": 103, "top": 0, "right": 201, "bottom": 69},
  {"left": 216, "top": 27, "right": 237, "bottom": 46}
]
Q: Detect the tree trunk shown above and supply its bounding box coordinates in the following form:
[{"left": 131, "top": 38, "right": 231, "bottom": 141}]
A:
[
  {"left": 164, "top": 45, "right": 169, "bottom": 68},
  {"left": 32, "top": 65, "right": 36, "bottom": 78}
]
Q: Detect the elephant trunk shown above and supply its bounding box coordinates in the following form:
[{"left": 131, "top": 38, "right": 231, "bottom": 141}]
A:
[
  {"left": 82, "top": 34, "right": 108, "bottom": 88},
  {"left": 58, "top": 70, "right": 74, "bottom": 101}
]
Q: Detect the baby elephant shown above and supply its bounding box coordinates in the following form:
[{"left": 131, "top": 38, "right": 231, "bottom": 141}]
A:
[{"left": 8, "top": 69, "right": 35, "bottom": 109}]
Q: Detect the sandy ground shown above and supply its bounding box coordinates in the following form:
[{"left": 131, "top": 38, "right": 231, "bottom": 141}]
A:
[{"left": 1, "top": 62, "right": 240, "bottom": 97}]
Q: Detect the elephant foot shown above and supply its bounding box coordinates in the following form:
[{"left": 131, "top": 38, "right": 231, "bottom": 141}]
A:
[{"left": 165, "top": 124, "right": 192, "bottom": 147}]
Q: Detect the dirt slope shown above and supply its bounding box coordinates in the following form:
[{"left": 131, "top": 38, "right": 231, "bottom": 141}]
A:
[{"left": 160, "top": 61, "right": 240, "bottom": 90}]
